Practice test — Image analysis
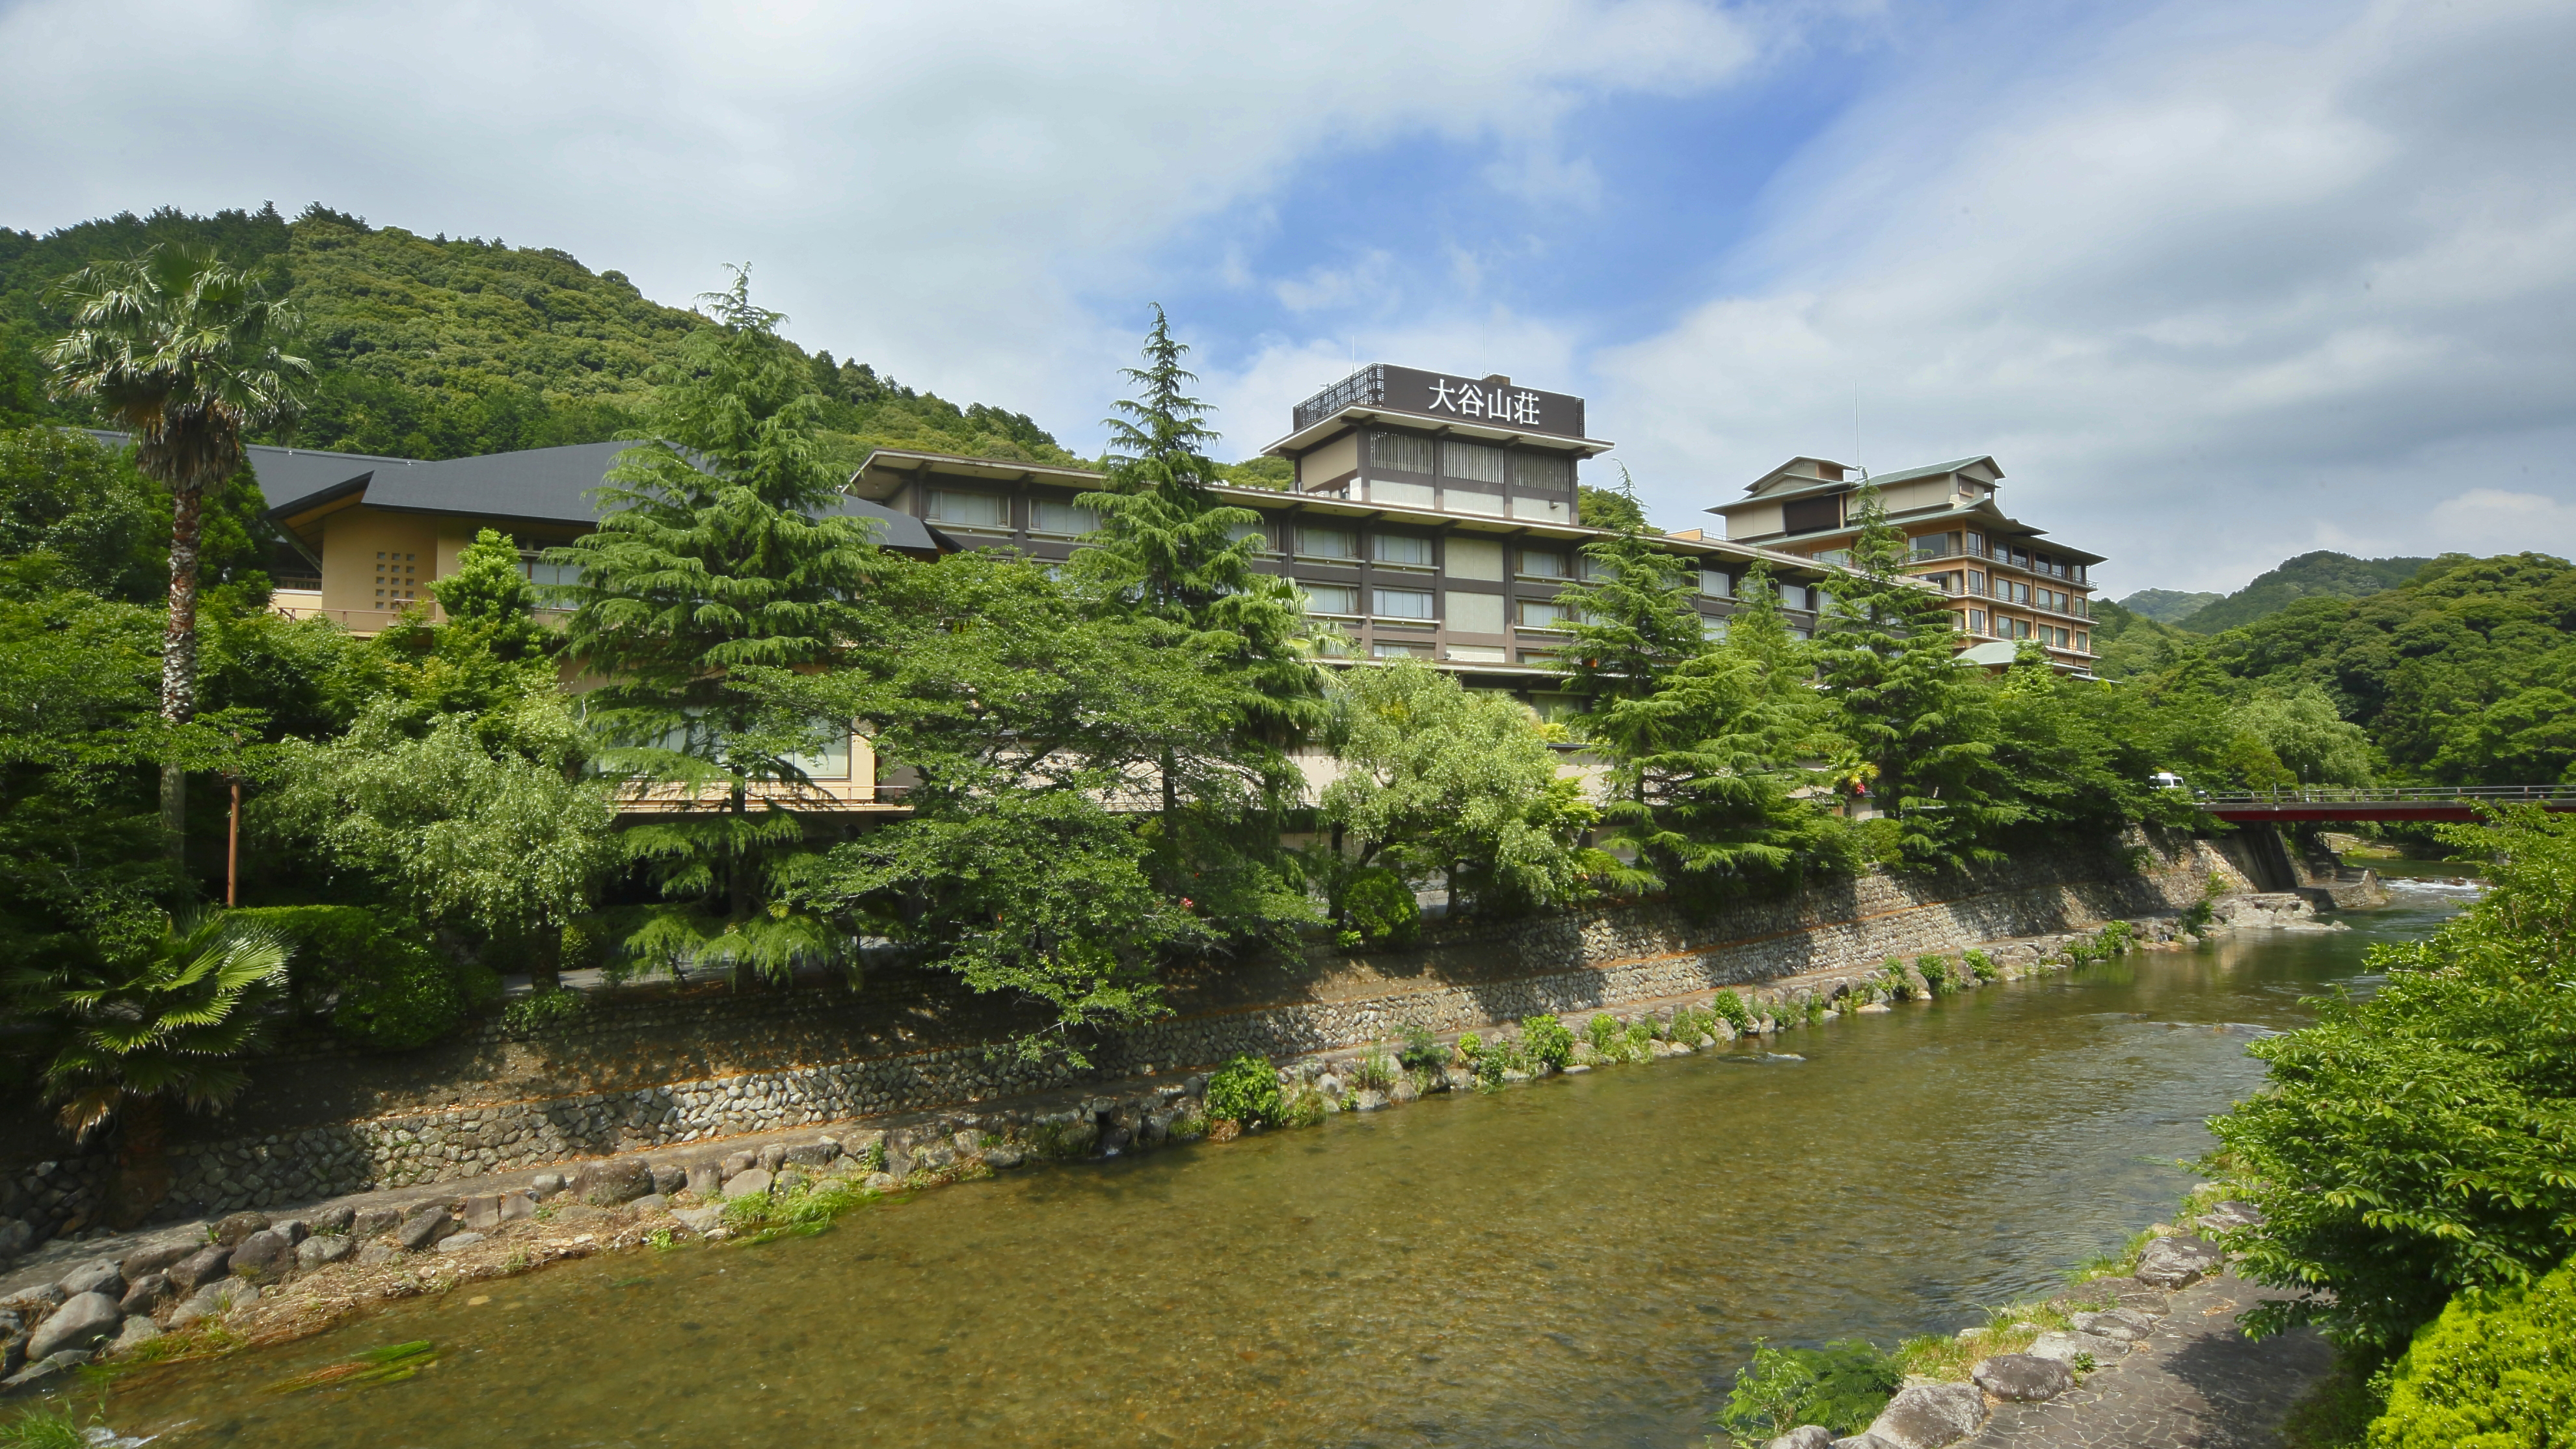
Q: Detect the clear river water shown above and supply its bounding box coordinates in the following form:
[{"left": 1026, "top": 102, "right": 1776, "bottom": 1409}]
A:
[{"left": 88, "top": 890, "right": 2465, "bottom": 1448}]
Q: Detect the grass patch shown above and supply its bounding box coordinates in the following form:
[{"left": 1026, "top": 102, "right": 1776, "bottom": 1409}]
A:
[
  {"left": 0, "top": 1405, "right": 87, "bottom": 1449},
  {"left": 1894, "top": 1283, "right": 2120, "bottom": 1381},
  {"left": 720, "top": 1178, "right": 878, "bottom": 1243},
  {"left": 263, "top": 1339, "right": 436, "bottom": 1394}
]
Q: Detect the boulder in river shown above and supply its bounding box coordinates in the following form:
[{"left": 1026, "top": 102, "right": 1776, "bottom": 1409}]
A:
[
  {"left": 723, "top": 1169, "right": 773, "bottom": 1201},
  {"left": 2069, "top": 1307, "right": 2155, "bottom": 1342},
  {"left": 1974, "top": 1353, "right": 2074, "bottom": 1401},
  {"left": 166, "top": 1245, "right": 232, "bottom": 1294},
  {"left": 229, "top": 1229, "right": 293, "bottom": 1281},
  {"left": 2134, "top": 1235, "right": 2223, "bottom": 1289},
  {"left": 2024, "top": 1329, "right": 2129, "bottom": 1364},
  {"left": 57, "top": 1259, "right": 122, "bottom": 1299},
  {"left": 27, "top": 1292, "right": 121, "bottom": 1361},
  {"left": 1765, "top": 1428, "right": 1835, "bottom": 1449},
  {"left": 396, "top": 1206, "right": 453, "bottom": 1253},
  {"left": 1864, "top": 1383, "right": 1987, "bottom": 1449}
]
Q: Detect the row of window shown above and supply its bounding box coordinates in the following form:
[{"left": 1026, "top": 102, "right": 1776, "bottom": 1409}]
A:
[
  {"left": 1367, "top": 433, "right": 1572, "bottom": 488},
  {"left": 1920, "top": 570, "right": 2087, "bottom": 617},
  {"left": 1963, "top": 609, "right": 2091, "bottom": 652}
]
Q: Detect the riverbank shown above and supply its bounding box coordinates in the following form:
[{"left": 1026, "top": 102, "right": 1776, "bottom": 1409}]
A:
[
  {"left": 1, "top": 832, "right": 2275, "bottom": 1266},
  {"left": 4, "top": 908, "right": 2259, "bottom": 1398}
]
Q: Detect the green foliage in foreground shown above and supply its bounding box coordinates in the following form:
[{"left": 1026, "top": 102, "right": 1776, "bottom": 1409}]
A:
[
  {"left": 1715, "top": 1338, "right": 1903, "bottom": 1444},
  {"left": 2212, "top": 804, "right": 2576, "bottom": 1354},
  {"left": 1205, "top": 1054, "right": 1281, "bottom": 1128},
  {"left": 2366, "top": 1255, "right": 2576, "bottom": 1448},
  {"left": 0, "top": 1405, "right": 86, "bottom": 1449}
]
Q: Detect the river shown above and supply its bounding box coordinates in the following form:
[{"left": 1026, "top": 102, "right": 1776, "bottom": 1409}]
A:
[{"left": 89, "top": 891, "right": 2464, "bottom": 1448}]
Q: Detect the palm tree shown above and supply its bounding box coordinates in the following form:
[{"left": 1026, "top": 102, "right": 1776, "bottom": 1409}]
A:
[
  {"left": 44, "top": 246, "right": 310, "bottom": 858},
  {"left": 9, "top": 911, "right": 292, "bottom": 1225}
]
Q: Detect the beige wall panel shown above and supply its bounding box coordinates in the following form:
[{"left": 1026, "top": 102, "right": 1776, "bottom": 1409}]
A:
[
  {"left": 1724, "top": 502, "right": 1783, "bottom": 539},
  {"left": 319, "top": 507, "right": 440, "bottom": 614},
  {"left": 1445, "top": 591, "right": 1506, "bottom": 634},
  {"left": 1300, "top": 433, "right": 1358, "bottom": 488},
  {"left": 1444, "top": 537, "right": 1505, "bottom": 581}
]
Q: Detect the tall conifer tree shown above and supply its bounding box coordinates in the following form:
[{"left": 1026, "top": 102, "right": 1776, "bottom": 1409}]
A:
[
  {"left": 552, "top": 271, "right": 878, "bottom": 982},
  {"left": 1813, "top": 485, "right": 2012, "bottom": 865}
]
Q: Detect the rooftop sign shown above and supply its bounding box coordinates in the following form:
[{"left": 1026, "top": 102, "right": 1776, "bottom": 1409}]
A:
[{"left": 1291, "top": 364, "right": 1588, "bottom": 440}]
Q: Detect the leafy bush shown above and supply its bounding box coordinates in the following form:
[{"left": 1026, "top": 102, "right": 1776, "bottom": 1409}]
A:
[
  {"left": 1711, "top": 990, "right": 1752, "bottom": 1033},
  {"left": 1917, "top": 955, "right": 1953, "bottom": 996},
  {"left": 1714, "top": 1338, "right": 1903, "bottom": 1444},
  {"left": 1879, "top": 957, "right": 1912, "bottom": 1002},
  {"left": 1803, "top": 993, "right": 1827, "bottom": 1026},
  {"left": 1963, "top": 948, "right": 1996, "bottom": 981},
  {"left": 1585, "top": 1012, "right": 1626, "bottom": 1059},
  {"left": 1350, "top": 1050, "right": 1397, "bottom": 1092},
  {"left": 1279, "top": 1090, "right": 1330, "bottom": 1127},
  {"left": 1521, "top": 1013, "right": 1576, "bottom": 1071},
  {"left": 1205, "top": 1054, "right": 1281, "bottom": 1128},
  {"left": 228, "top": 904, "right": 383, "bottom": 1009},
  {"left": 2212, "top": 805, "right": 2576, "bottom": 1353},
  {"left": 500, "top": 987, "right": 587, "bottom": 1033},
  {"left": 2366, "top": 1256, "right": 2576, "bottom": 1448},
  {"left": 1338, "top": 868, "right": 1421, "bottom": 950},
  {"left": 329, "top": 935, "right": 467, "bottom": 1050},
  {"left": 1397, "top": 1022, "right": 1445, "bottom": 1072}
]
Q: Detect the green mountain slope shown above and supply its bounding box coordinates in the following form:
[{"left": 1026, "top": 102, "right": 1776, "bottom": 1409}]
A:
[
  {"left": 0, "top": 202, "right": 1083, "bottom": 472},
  {"left": 2117, "top": 588, "right": 2220, "bottom": 623},
  {"left": 2180, "top": 551, "right": 2430, "bottom": 633}
]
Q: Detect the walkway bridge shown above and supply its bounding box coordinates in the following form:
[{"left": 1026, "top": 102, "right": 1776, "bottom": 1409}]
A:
[{"left": 2198, "top": 784, "right": 2576, "bottom": 823}]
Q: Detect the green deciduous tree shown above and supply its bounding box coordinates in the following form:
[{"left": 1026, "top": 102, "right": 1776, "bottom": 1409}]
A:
[
  {"left": 552, "top": 270, "right": 879, "bottom": 982},
  {"left": 2211, "top": 804, "right": 2576, "bottom": 1355},
  {"left": 1319, "top": 659, "right": 1602, "bottom": 917},
  {"left": 2230, "top": 685, "right": 2374, "bottom": 787},
  {"left": 42, "top": 246, "right": 310, "bottom": 856}
]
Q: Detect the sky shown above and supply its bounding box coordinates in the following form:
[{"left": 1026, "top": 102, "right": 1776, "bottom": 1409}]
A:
[{"left": 3, "top": 0, "right": 2569, "bottom": 597}]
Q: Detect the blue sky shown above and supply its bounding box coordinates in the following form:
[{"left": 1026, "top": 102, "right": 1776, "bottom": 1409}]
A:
[{"left": 3, "top": 0, "right": 2569, "bottom": 596}]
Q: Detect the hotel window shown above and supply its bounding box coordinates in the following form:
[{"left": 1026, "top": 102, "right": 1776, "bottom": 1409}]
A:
[
  {"left": 1441, "top": 440, "right": 1505, "bottom": 483},
  {"left": 1514, "top": 453, "right": 1572, "bottom": 490},
  {"left": 1577, "top": 552, "right": 1610, "bottom": 581},
  {"left": 1227, "top": 521, "right": 1272, "bottom": 553},
  {"left": 1814, "top": 589, "right": 1836, "bottom": 615},
  {"left": 1300, "top": 583, "right": 1360, "bottom": 616},
  {"left": 1031, "top": 499, "right": 1098, "bottom": 536},
  {"left": 1966, "top": 531, "right": 1987, "bottom": 557},
  {"left": 924, "top": 489, "right": 1008, "bottom": 529},
  {"left": 1968, "top": 570, "right": 1985, "bottom": 596},
  {"left": 1778, "top": 584, "right": 1809, "bottom": 611},
  {"left": 1373, "top": 533, "right": 1433, "bottom": 568},
  {"left": 1812, "top": 548, "right": 1853, "bottom": 568},
  {"left": 1700, "top": 569, "right": 1733, "bottom": 598},
  {"left": 1370, "top": 432, "right": 1435, "bottom": 474},
  {"left": 1702, "top": 615, "right": 1730, "bottom": 641},
  {"left": 1516, "top": 548, "right": 1568, "bottom": 579},
  {"left": 1909, "top": 532, "right": 1961, "bottom": 560},
  {"left": 1371, "top": 641, "right": 1427, "bottom": 659},
  {"left": 1969, "top": 609, "right": 1988, "bottom": 635},
  {"left": 1517, "top": 598, "right": 1571, "bottom": 629},
  {"left": 1296, "top": 525, "right": 1359, "bottom": 560},
  {"left": 520, "top": 553, "right": 582, "bottom": 589},
  {"left": 785, "top": 727, "right": 853, "bottom": 781},
  {"left": 2076, "top": 631, "right": 2091, "bottom": 652},
  {"left": 1373, "top": 587, "right": 1435, "bottom": 620}
]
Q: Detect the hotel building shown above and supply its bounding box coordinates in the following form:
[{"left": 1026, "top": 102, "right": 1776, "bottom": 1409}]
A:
[{"left": 1707, "top": 455, "right": 2102, "bottom": 672}]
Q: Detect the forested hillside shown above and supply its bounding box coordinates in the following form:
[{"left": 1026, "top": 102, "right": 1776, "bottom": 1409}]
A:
[
  {"left": 2176, "top": 549, "right": 2430, "bottom": 633},
  {"left": 2097, "top": 550, "right": 2576, "bottom": 785},
  {"left": 2115, "top": 588, "right": 2219, "bottom": 622},
  {"left": 0, "top": 202, "right": 1082, "bottom": 472}
]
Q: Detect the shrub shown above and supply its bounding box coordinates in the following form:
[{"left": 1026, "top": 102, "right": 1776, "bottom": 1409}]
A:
[
  {"left": 1521, "top": 1013, "right": 1576, "bottom": 1071},
  {"left": 1205, "top": 1054, "right": 1282, "bottom": 1128},
  {"left": 1963, "top": 948, "right": 1996, "bottom": 981},
  {"left": 330, "top": 936, "right": 467, "bottom": 1050},
  {"left": 1917, "top": 955, "right": 1953, "bottom": 996},
  {"left": 2098, "top": 920, "right": 2136, "bottom": 955},
  {"left": 2366, "top": 1257, "right": 2576, "bottom": 1448},
  {"left": 1711, "top": 990, "right": 1752, "bottom": 1033},
  {"left": 228, "top": 904, "right": 384, "bottom": 1009},
  {"left": 2213, "top": 805, "right": 2576, "bottom": 1353},
  {"left": 500, "top": 987, "right": 587, "bottom": 1033},
  {"left": 1339, "top": 868, "right": 1421, "bottom": 950},
  {"left": 1351, "top": 1050, "right": 1398, "bottom": 1093},
  {"left": 1879, "top": 957, "right": 1912, "bottom": 1002},
  {"left": 1279, "top": 1090, "right": 1330, "bottom": 1127},
  {"left": 1585, "top": 1013, "right": 1624, "bottom": 1058},
  {"left": 1713, "top": 1338, "right": 1903, "bottom": 1443},
  {"left": 1803, "top": 994, "right": 1827, "bottom": 1026},
  {"left": 1397, "top": 1022, "right": 1446, "bottom": 1072}
]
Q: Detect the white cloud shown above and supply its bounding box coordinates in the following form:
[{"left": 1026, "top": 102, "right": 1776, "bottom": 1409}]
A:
[
  {"left": 0, "top": 0, "right": 1769, "bottom": 451},
  {"left": 1595, "top": 0, "right": 2576, "bottom": 594}
]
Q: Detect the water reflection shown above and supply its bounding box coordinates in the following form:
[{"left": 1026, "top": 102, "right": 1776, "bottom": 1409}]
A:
[{"left": 100, "top": 903, "right": 2454, "bottom": 1448}]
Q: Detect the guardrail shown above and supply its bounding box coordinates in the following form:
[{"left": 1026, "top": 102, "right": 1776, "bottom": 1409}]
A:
[{"left": 2196, "top": 784, "right": 2576, "bottom": 806}]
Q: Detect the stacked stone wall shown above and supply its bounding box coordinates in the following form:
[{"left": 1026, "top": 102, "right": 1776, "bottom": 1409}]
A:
[{"left": 4, "top": 833, "right": 2253, "bottom": 1236}]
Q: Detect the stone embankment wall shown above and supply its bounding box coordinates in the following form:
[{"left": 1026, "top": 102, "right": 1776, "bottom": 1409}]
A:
[{"left": 2, "top": 834, "right": 2255, "bottom": 1245}]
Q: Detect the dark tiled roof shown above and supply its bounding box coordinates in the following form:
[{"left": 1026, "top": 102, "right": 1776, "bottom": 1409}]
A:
[{"left": 254, "top": 438, "right": 942, "bottom": 552}]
